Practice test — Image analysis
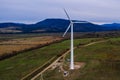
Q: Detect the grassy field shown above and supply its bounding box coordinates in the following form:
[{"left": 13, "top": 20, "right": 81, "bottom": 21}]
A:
[
  {"left": 41, "top": 37, "right": 120, "bottom": 80},
  {"left": 0, "top": 33, "right": 62, "bottom": 41},
  {"left": 0, "top": 36, "right": 62, "bottom": 58},
  {"left": 0, "top": 38, "right": 100, "bottom": 80}
]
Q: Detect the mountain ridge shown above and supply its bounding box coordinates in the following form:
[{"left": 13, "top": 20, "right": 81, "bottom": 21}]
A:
[{"left": 0, "top": 18, "right": 120, "bottom": 33}]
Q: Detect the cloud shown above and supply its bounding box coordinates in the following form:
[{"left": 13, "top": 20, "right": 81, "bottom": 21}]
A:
[{"left": 0, "top": 0, "right": 120, "bottom": 24}]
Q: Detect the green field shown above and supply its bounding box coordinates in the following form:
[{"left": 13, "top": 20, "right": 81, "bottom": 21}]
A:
[
  {"left": 0, "top": 38, "right": 100, "bottom": 80},
  {"left": 41, "top": 38, "right": 120, "bottom": 80}
]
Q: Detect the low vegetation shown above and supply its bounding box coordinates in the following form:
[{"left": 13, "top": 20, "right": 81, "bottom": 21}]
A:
[
  {"left": 0, "top": 38, "right": 100, "bottom": 80},
  {"left": 0, "top": 36, "right": 62, "bottom": 60},
  {"left": 41, "top": 38, "right": 120, "bottom": 80}
]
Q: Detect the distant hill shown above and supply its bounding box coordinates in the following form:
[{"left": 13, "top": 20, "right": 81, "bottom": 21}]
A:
[
  {"left": 0, "top": 19, "right": 120, "bottom": 33},
  {"left": 102, "top": 23, "right": 120, "bottom": 31}
]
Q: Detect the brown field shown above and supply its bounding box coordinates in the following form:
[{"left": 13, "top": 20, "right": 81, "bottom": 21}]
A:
[{"left": 0, "top": 36, "right": 62, "bottom": 57}]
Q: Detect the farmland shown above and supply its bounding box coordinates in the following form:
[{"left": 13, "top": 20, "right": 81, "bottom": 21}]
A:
[
  {"left": 41, "top": 38, "right": 120, "bottom": 80},
  {"left": 0, "top": 37, "right": 101, "bottom": 80},
  {"left": 0, "top": 35, "right": 62, "bottom": 59}
]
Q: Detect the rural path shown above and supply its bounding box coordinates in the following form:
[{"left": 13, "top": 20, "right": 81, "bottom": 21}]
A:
[
  {"left": 21, "top": 40, "right": 107, "bottom": 80},
  {"left": 83, "top": 40, "right": 106, "bottom": 47}
]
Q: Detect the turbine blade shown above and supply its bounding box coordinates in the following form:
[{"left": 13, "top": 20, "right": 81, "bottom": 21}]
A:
[
  {"left": 63, "top": 9, "right": 72, "bottom": 23},
  {"left": 62, "top": 24, "right": 71, "bottom": 37}
]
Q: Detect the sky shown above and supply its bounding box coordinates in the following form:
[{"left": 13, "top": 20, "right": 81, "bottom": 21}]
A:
[{"left": 0, "top": 0, "right": 120, "bottom": 24}]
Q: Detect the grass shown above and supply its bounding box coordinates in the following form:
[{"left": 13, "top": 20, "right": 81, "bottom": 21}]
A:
[
  {"left": 0, "top": 38, "right": 100, "bottom": 80},
  {"left": 0, "top": 40, "right": 68, "bottom": 80},
  {"left": 74, "top": 38, "right": 120, "bottom": 80},
  {"left": 41, "top": 37, "right": 120, "bottom": 80},
  {"left": 0, "top": 36, "right": 61, "bottom": 57},
  {"left": 0, "top": 33, "right": 62, "bottom": 41}
]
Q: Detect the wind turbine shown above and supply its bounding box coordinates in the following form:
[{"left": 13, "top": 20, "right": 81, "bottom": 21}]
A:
[{"left": 63, "top": 9, "right": 88, "bottom": 70}]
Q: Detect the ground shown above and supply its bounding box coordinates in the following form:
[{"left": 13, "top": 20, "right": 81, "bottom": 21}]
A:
[
  {"left": 36, "top": 38, "right": 120, "bottom": 80},
  {"left": 0, "top": 36, "right": 62, "bottom": 57},
  {"left": 0, "top": 36, "right": 120, "bottom": 80}
]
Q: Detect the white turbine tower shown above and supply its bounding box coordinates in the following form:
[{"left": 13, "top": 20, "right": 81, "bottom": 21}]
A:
[{"left": 63, "top": 9, "right": 88, "bottom": 70}]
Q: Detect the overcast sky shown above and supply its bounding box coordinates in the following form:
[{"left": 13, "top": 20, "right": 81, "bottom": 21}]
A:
[{"left": 0, "top": 0, "right": 120, "bottom": 24}]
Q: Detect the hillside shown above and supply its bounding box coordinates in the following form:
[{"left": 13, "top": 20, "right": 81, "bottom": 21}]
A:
[
  {"left": 1, "top": 19, "right": 120, "bottom": 33},
  {"left": 0, "top": 38, "right": 103, "bottom": 79},
  {"left": 39, "top": 38, "right": 120, "bottom": 80},
  {"left": 102, "top": 23, "right": 120, "bottom": 31},
  {"left": 0, "top": 36, "right": 120, "bottom": 80}
]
